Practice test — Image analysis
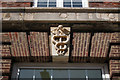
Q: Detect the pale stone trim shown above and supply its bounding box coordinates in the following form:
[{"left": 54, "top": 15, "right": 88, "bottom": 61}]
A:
[
  {"left": 51, "top": 25, "right": 70, "bottom": 62},
  {"left": 51, "top": 25, "right": 70, "bottom": 56}
]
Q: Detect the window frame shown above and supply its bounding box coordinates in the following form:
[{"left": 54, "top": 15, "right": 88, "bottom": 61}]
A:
[
  {"left": 33, "top": 0, "right": 88, "bottom": 7},
  {"left": 11, "top": 63, "right": 110, "bottom": 80}
]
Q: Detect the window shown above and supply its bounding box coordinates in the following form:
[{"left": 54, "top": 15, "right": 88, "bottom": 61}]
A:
[
  {"left": 37, "top": 0, "right": 56, "bottom": 7},
  {"left": 34, "top": 0, "right": 88, "bottom": 7},
  {"left": 49, "top": 0, "right": 56, "bottom": 7},
  {"left": 63, "top": 0, "right": 82, "bottom": 7},
  {"left": 11, "top": 63, "right": 110, "bottom": 80},
  {"left": 72, "top": 0, "right": 82, "bottom": 7},
  {"left": 18, "top": 68, "right": 102, "bottom": 80},
  {"left": 63, "top": 0, "right": 71, "bottom": 7}
]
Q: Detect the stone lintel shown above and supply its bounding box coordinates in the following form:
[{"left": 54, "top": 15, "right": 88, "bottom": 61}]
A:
[{"left": 1, "top": 8, "right": 120, "bottom": 22}]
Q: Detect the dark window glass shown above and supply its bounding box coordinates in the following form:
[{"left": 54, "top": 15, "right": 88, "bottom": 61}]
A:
[
  {"left": 37, "top": 2, "right": 47, "bottom": 7},
  {"left": 64, "top": 4, "right": 71, "bottom": 7},
  {"left": 38, "top": 5, "right": 47, "bottom": 7},
  {"left": 73, "top": 5, "right": 82, "bottom": 7},
  {"left": 18, "top": 69, "right": 103, "bottom": 80},
  {"left": 63, "top": 0, "right": 71, "bottom": 7},
  {"left": 49, "top": 5, "right": 56, "bottom": 7},
  {"left": 49, "top": 2, "right": 56, "bottom": 7},
  {"left": 38, "top": 2, "right": 47, "bottom": 5},
  {"left": 87, "top": 69, "right": 102, "bottom": 80},
  {"left": 72, "top": 0, "right": 82, "bottom": 7},
  {"left": 72, "top": 0, "right": 82, "bottom": 2},
  {"left": 19, "top": 69, "right": 34, "bottom": 80},
  {"left": 70, "top": 70, "right": 86, "bottom": 80},
  {"left": 35, "top": 69, "right": 51, "bottom": 80},
  {"left": 53, "top": 69, "right": 69, "bottom": 80},
  {"left": 38, "top": 0, "right": 47, "bottom": 2},
  {"left": 64, "top": 2, "right": 71, "bottom": 5},
  {"left": 73, "top": 2, "right": 82, "bottom": 5},
  {"left": 37, "top": 0, "right": 47, "bottom": 7}
]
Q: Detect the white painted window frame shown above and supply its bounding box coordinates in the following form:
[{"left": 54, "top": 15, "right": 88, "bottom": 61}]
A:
[
  {"left": 33, "top": 0, "right": 88, "bottom": 7},
  {"left": 11, "top": 63, "right": 110, "bottom": 80},
  {"left": 82, "top": 0, "right": 89, "bottom": 7},
  {"left": 34, "top": 0, "right": 38, "bottom": 7}
]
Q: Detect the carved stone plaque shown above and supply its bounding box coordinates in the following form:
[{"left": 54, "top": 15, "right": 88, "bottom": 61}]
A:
[{"left": 51, "top": 25, "right": 70, "bottom": 62}]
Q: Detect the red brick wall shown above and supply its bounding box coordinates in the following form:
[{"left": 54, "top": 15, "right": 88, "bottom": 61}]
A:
[
  {"left": 89, "top": 2, "right": 120, "bottom": 8},
  {"left": 1, "top": 32, "right": 50, "bottom": 80},
  {"left": 0, "top": 2, "right": 31, "bottom": 7},
  {"left": 70, "top": 33, "right": 91, "bottom": 62},
  {"left": 1, "top": 32, "right": 50, "bottom": 62},
  {"left": 109, "top": 45, "right": 120, "bottom": 59},
  {"left": 110, "top": 60, "right": 120, "bottom": 80},
  {"left": 1, "top": 1, "right": 120, "bottom": 8},
  {"left": 0, "top": 33, "right": 10, "bottom": 43},
  {"left": 28, "top": 32, "right": 50, "bottom": 62},
  {"left": 0, "top": 76, "right": 9, "bottom": 80},
  {"left": 1, "top": 31, "right": 120, "bottom": 79},
  {"left": 0, "top": 59, "right": 11, "bottom": 80},
  {"left": 0, "top": 45, "right": 11, "bottom": 58},
  {"left": 71, "top": 32, "right": 120, "bottom": 62},
  {"left": 9, "top": 32, "right": 30, "bottom": 62},
  {"left": 112, "top": 76, "right": 120, "bottom": 80}
]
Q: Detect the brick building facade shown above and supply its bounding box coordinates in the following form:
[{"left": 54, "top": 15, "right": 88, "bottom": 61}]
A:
[{"left": 0, "top": 0, "right": 120, "bottom": 80}]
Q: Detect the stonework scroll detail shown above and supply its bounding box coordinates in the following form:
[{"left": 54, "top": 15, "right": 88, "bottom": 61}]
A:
[{"left": 51, "top": 25, "right": 70, "bottom": 56}]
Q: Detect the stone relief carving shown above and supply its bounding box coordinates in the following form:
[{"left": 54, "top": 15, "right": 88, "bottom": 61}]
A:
[{"left": 51, "top": 25, "right": 70, "bottom": 56}]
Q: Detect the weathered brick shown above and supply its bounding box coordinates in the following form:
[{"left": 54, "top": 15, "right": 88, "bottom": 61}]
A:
[
  {"left": 0, "top": 76, "right": 9, "bottom": 80},
  {"left": 111, "top": 33, "right": 120, "bottom": 43},
  {"left": 1, "top": 2, "right": 31, "bottom": 7},
  {"left": 0, "top": 59, "right": 11, "bottom": 63},
  {"left": 70, "top": 33, "right": 91, "bottom": 62},
  {"left": 0, "top": 45, "right": 11, "bottom": 58},
  {"left": 90, "top": 33, "right": 111, "bottom": 58},
  {"left": 0, "top": 33, "right": 10, "bottom": 43},
  {"left": 109, "top": 45, "right": 120, "bottom": 59},
  {"left": 29, "top": 32, "right": 50, "bottom": 62},
  {"left": 9, "top": 32, "right": 30, "bottom": 59},
  {"left": 89, "top": 2, "right": 120, "bottom": 8},
  {"left": 0, "top": 59, "right": 11, "bottom": 74},
  {"left": 110, "top": 60, "right": 120, "bottom": 77},
  {"left": 112, "top": 76, "right": 120, "bottom": 80}
]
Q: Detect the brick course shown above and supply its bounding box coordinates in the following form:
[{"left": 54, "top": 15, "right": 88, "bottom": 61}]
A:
[
  {"left": 112, "top": 76, "right": 120, "bottom": 80},
  {"left": 0, "top": 2, "right": 31, "bottom": 7},
  {"left": 111, "top": 32, "right": 120, "bottom": 43},
  {"left": 0, "top": 59, "right": 11, "bottom": 74},
  {"left": 110, "top": 60, "right": 120, "bottom": 77},
  {"left": 89, "top": 2, "right": 120, "bottom": 8},
  {"left": 70, "top": 33, "right": 91, "bottom": 62},
  {"left": 1, "top": 31, "right": 120, "bottom": 79},
  {"left": 0, "top": 33, "right": 10, "bottom": 43},
  {"left": 29, "top": 32, "right": 50, "bottom": 62},
  {"left": 9, "top": 32, "right": 30, "bottom": 62},
  {"left": 109, "top": 45, "right": 120, "bottom": 59},
  {"left": 0, "top": 1, "right": 120, "bottom": 79},
  {"left": 0, "top": 76, "right": 9, "bottom": 80},
  {"left": 71, "top": 32, "right": 120, "bottom": 63},
  {"left": 1, "top": 1, "right": 120, "bottom": 8},
  {"left": 0, "top": 45, "right": 11, "bottom": 58}
]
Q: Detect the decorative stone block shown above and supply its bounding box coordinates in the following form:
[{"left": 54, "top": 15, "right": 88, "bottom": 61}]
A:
[{"left": 51, "top": 25, "right": 70, "bottom": 62}]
